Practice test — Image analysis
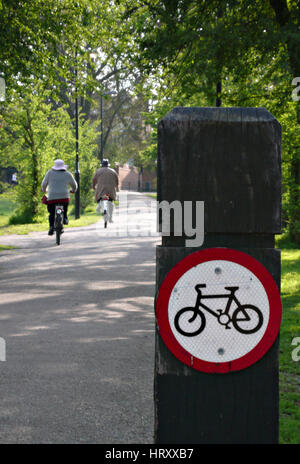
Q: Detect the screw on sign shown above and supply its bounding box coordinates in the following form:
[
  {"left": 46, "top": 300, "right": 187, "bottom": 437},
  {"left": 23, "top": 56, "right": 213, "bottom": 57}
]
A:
[{"left": 155, "top": 248, "right": 282, "bottom": 374}]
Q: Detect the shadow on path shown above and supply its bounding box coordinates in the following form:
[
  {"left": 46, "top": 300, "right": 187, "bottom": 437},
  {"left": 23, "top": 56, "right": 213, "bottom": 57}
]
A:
[{"left": 0, "top": 193, "right": 160, "bottom": 444}]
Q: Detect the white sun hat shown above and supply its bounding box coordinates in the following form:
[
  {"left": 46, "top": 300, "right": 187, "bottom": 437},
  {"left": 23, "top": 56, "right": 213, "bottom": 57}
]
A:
[{"left": 52, "top": 159, "right": 68, "bottom": 171}]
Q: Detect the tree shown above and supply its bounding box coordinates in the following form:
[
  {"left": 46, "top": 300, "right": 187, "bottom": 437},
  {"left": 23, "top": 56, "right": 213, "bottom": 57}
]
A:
[
  {"left": 0, "top": 89, "right": 99, "bottom": 222},
  {"left": 0, "top": 92, "right": 59, "bottom": 222},
  {"left": 123, "top": 0, "right": 300, "bottom": 242},
  {"left": 0, "top": 0, "right": 124, "bottom": 100}
]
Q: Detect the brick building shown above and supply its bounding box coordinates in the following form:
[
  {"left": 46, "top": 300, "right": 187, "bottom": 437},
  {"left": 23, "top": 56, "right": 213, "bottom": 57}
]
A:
[{"left": 115, "top": 163, "right": 156, "bottom": 192}]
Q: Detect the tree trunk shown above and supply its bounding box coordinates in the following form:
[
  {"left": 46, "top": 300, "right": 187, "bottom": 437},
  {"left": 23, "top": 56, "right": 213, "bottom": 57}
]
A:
[
  {"left": 31, "top": 149, "right": 39, "bottom": 219},
  {"left": 25, "top": 108, "right": 39, "bottom": 221}
]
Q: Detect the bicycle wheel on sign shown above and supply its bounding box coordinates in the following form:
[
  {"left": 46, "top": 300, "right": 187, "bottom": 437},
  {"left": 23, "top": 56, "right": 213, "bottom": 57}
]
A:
[
  {"left": 174, "top": 307, "right": 206, "bottom": 337},
  {"left": 232, "top": 304, "right": 264, "bottom": 334}
]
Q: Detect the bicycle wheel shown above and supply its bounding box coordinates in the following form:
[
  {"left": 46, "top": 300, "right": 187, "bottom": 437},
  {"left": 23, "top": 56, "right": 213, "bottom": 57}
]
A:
[
  {"left": 232, "top": 304, "right": 264, "bottom": 334},
  {"left": 174, "top": 307, "right": 206, "bottom": 337},
  {"left": 103, "top": 209, "right": 108, "bottom": 228},
  {"left": 56, "top": 228, "right": 61, "bottom": 245}
]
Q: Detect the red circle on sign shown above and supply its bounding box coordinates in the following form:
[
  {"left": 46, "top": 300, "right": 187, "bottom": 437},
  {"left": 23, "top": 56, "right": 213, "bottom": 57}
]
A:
[{"left": 155, "top": 248, "right": 282, "bottom": 373}]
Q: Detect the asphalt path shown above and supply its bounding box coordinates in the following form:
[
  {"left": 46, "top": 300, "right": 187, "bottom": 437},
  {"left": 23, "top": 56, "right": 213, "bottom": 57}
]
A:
[{"left": 0, "top": 191, "right": 160, "bottom": 444}]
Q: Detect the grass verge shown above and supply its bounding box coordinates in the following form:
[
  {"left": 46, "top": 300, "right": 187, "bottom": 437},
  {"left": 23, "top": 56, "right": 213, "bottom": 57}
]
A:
[
  {"left": 0, "top": 211, "right": 100, "bottom": 236},
  {"left": 278, "top": 244, "right": 300, "bottom": 444},
  {"left": 0, "top": 193, "right": 100, "bottom": 235},
  {"left": 0, "top": 244, "right": 16, "bottom": 251},
  {"left": 146, "top": 193, "right": 157, "bottom": 199}
]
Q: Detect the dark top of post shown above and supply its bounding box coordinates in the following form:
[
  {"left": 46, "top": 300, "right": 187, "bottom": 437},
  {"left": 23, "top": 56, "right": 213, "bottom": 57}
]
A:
[{"left": 157, "top": 107, "right": 281, "bottom": 234}]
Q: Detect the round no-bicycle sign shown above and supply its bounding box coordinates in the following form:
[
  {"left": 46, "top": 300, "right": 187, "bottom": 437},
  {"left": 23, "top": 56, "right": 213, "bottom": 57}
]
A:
[{"left": 155, "top": 248, "right": 282, "bottom": 373}]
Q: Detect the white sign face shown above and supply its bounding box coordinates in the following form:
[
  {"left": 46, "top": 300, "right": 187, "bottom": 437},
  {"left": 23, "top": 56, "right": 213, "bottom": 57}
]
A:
[{"left": 168, "top": 259, "right": 269, "bottom": 363}]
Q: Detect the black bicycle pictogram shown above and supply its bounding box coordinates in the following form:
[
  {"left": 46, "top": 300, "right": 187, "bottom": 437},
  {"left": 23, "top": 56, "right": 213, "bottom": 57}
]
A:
[{"left": 174, "top": 284, "right": 264, "bottom": 337}]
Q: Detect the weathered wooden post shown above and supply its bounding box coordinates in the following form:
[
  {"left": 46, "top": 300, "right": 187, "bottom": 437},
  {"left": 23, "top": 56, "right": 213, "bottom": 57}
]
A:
[{"left": 154, "top": 107, "right": 282, "bottom": 444}]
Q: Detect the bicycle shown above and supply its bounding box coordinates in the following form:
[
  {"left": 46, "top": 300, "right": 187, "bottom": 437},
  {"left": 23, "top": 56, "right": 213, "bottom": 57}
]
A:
[
  {"left": 54, "top": 204, "right": 64, "bottom": 245},
  {"left": 174, "top": 284, "right": 264, "bottom": 337},
  {"left": 97, "top": 193, "right": 113, "bottom": 228}
]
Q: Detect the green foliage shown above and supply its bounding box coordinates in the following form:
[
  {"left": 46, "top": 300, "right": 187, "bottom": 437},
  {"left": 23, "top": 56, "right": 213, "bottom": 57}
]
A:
[
  {"left": 1, "top": 0, "right": 299, "bottom": 239},
  {"left": 0, "top": 0, "right": 118, "bottom": 99},
  {"left": 0, "top": 91, "right": 99, "bottom": 223},
  {"left": 70, "top": 116, "right": 99, "bottom": 211},
  {"left": 126, "top": 0, "right": 300, "bottom": 242},
  {"left": 0, "top": 189, "right": 16, "bottom": 227},
  {"left": 0, "top": 93, "right": 56, "bottom": 223},
  {"left": 100, "top": 91, "right": 151, "bottom": 168},
  {"left": 0, "top": 180, "right": 6, "bottom": 194}
]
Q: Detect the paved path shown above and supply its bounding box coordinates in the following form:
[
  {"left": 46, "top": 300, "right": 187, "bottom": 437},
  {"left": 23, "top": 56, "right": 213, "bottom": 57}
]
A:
[{"left": 0, "top": 192, "right": 160, "bottom": 444}]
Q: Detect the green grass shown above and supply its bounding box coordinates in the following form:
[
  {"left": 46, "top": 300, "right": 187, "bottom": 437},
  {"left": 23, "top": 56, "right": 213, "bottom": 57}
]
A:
[
  {"left": 0, "top": 244, "right": 15, "bottom": 251},
  {"left": 0, "top": 212, "right": 100, "bottom": 235},
  {"left": 278, "top": 244, "right": 300, "bottom": 444},
  {"left": 146, "top": 193, "right": 157, "bottom": 199},
  {"left": 0, "top": 192, "right": 17, "bottom": 227},
  {"left": 0, "top": 193, "right": 100, "bottom": 235}
]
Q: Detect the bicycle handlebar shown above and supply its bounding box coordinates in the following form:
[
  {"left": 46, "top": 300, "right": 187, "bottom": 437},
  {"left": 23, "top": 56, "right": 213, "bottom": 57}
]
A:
[{"left": 195, "top": 284, "right": 206, "bottom": 292}]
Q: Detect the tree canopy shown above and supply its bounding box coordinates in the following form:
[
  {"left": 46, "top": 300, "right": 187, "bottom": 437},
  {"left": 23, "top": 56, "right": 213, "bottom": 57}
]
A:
[
  {"left": 0, "top": 0, "right": 299, "bottom": 241},
  {"left": 120, "top": 0, "right": 300, "bottom": 242}
]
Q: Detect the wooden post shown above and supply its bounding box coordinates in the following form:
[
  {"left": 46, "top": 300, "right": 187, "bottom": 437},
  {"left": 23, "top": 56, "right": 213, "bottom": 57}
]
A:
[{"left": 154, "top": 107, "right": 281, "bottom": 444}]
